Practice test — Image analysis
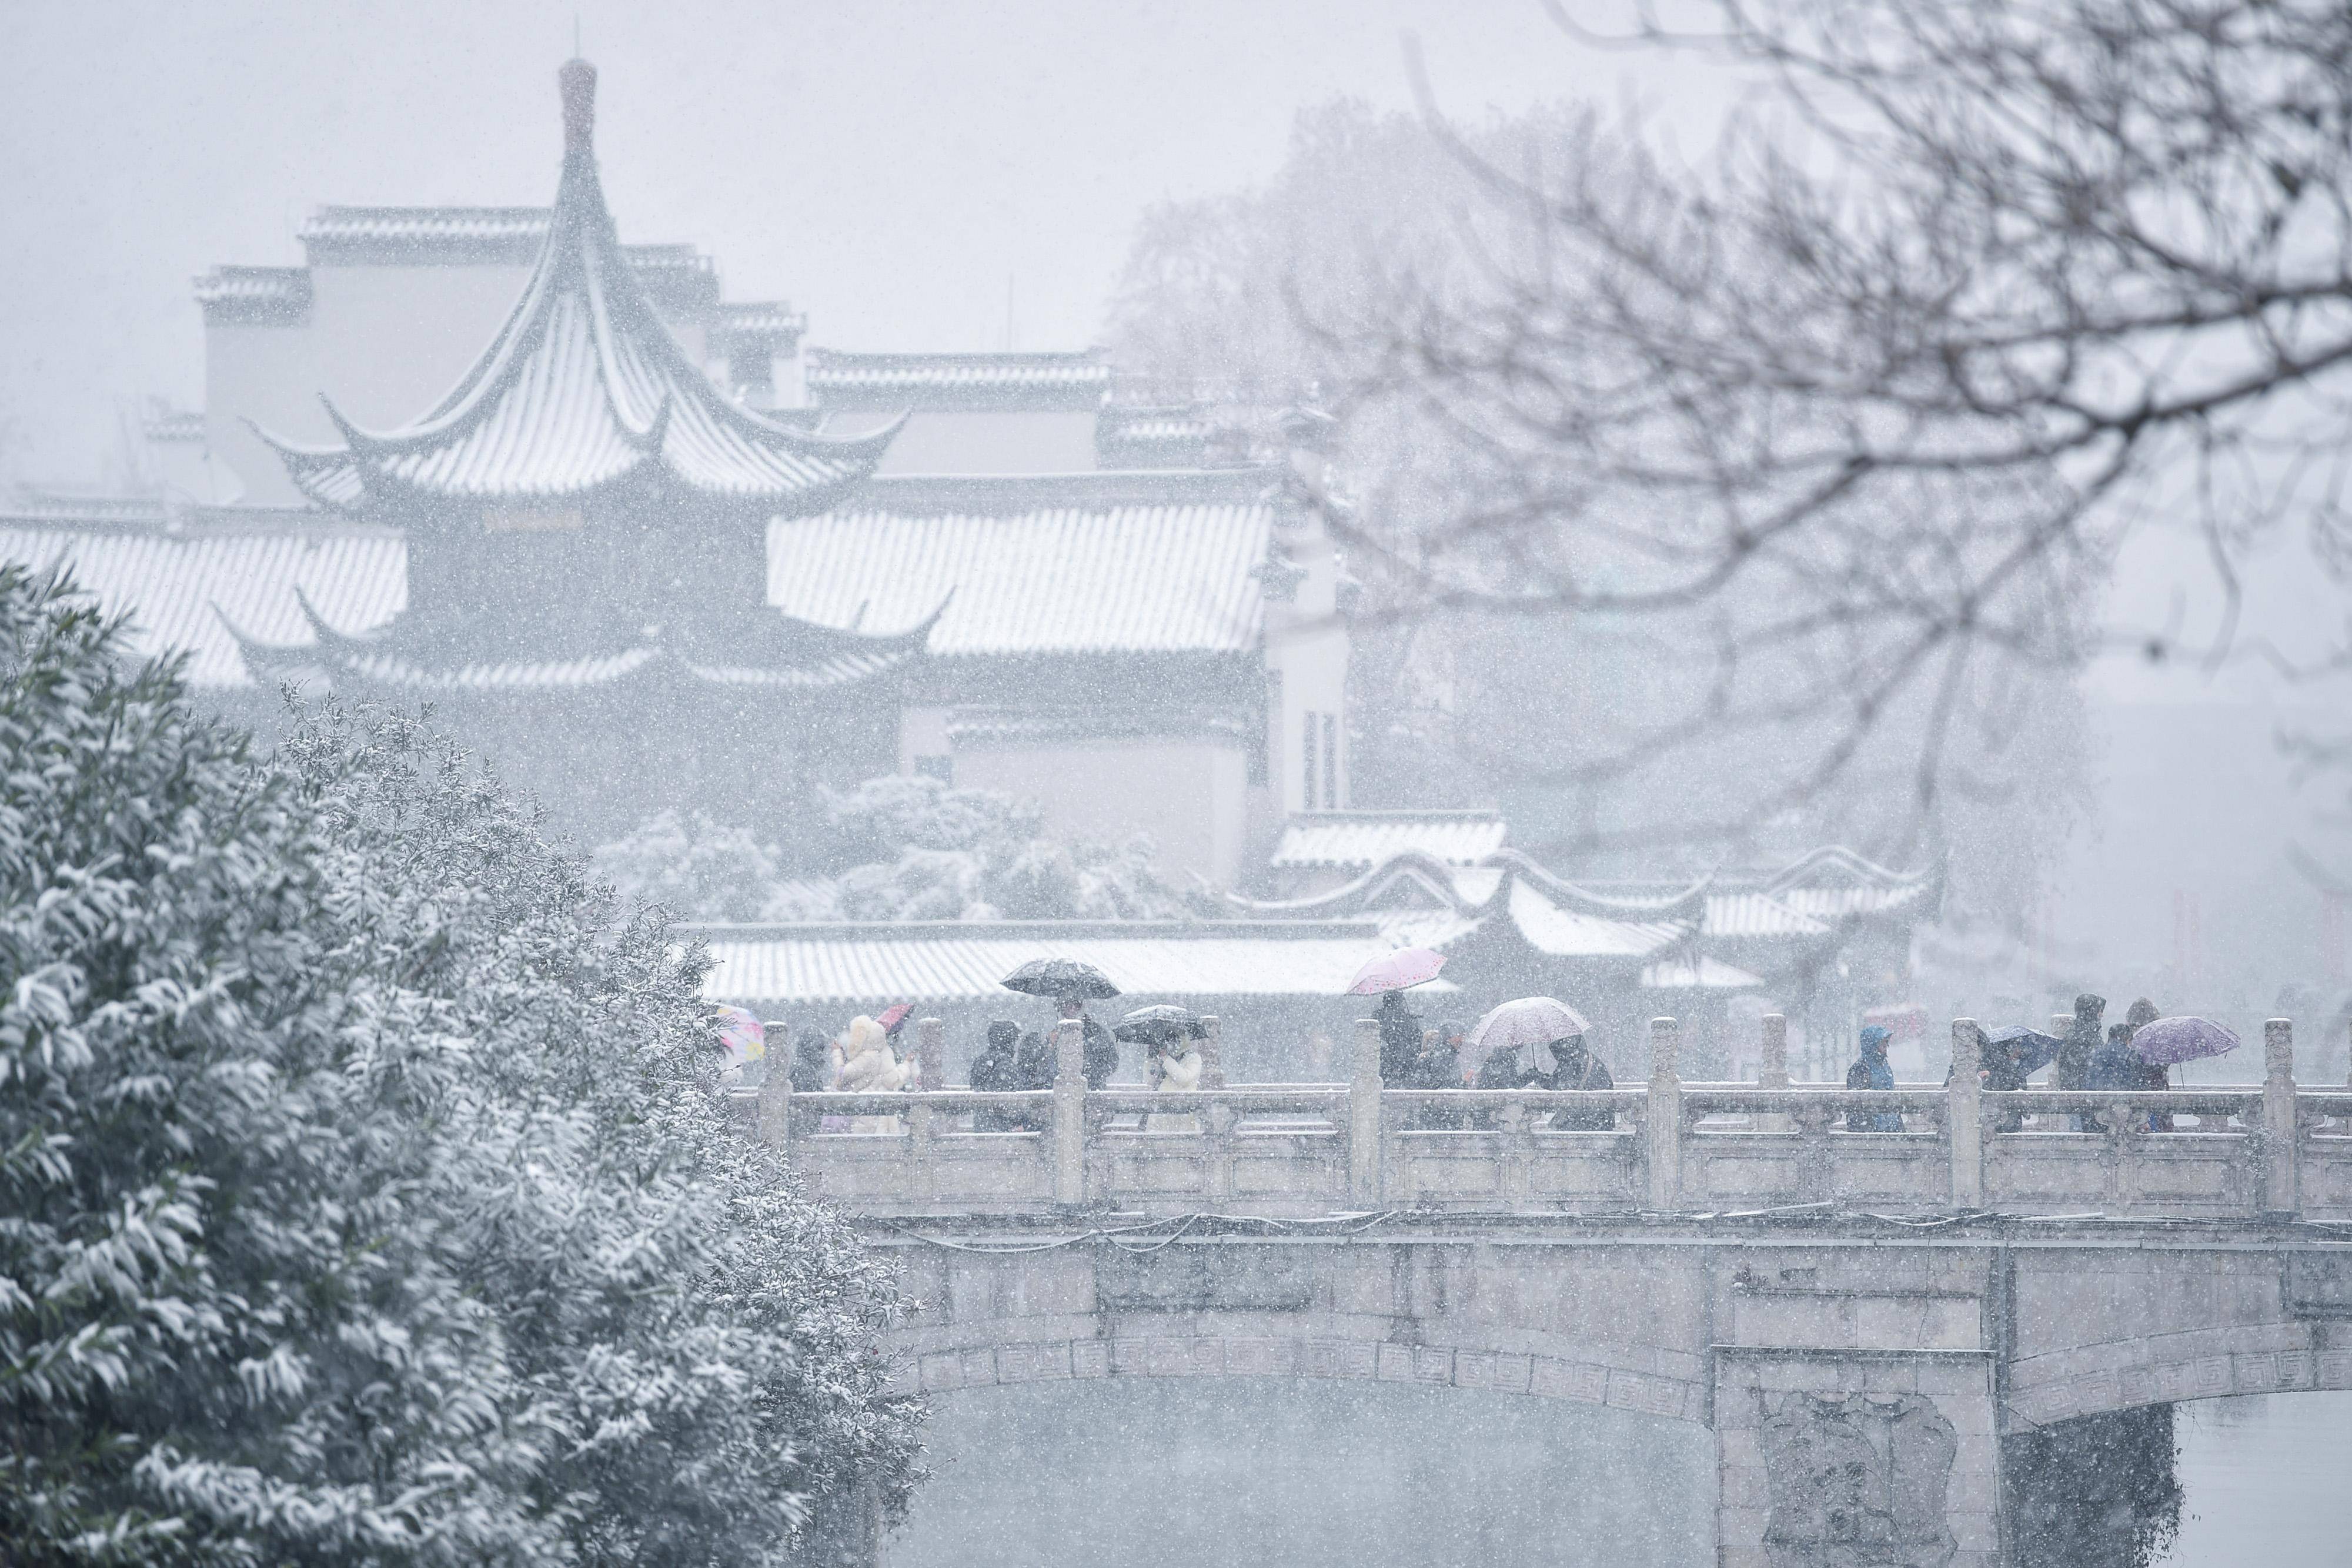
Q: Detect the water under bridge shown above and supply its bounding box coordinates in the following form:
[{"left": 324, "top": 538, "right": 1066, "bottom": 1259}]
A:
[{"left": 741, "top": 1015, "right": 2352, "bottom": 1566}]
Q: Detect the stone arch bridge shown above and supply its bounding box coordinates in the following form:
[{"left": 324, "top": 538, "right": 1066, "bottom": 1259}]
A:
[{"left": 743, "top": 1015, "right": 2352, "bottom": 1566}]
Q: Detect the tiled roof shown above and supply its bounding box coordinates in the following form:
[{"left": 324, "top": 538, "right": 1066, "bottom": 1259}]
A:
[
  {"left": 1097, "top": 404, "right": 1215, "bottom": 467},
  {"left": 769, "top": 472, "right": 1274, "bottom": 657},
  {"left": 1272, "top": 811, "right": 1508, "bottom": 870},
  {"left": 193, "top": 266, "right": 312, "bottom": 325},
  {"left": 143, "top": 406, "right": 206, "bottom": 444},
  {"left": 299, "top": 205, "right": 552, "bottom": 261},
  {"left": 255, "top": 74, "right": 891, "bottom": 511},
  {"left": 805, "top": 349, "right": 1111, "bottom": 412},
  {"left": 1505, "top": 880, "right": 1686, "bottom": 960},
  {"left": 717, "top": 300, "right": 806, "bottom": 339},
  {"left": 1702, "top": 892, "right": 1830, "bottom": 940},
  {"left": 1640, "top": 957, "right": 1765, "bottom": 991},
  {"left": 0, "top": 520, "right": 405, "bottom": 687},
  {"left": 688, "top": 920, "right": 1453, "bottom": 1006}
]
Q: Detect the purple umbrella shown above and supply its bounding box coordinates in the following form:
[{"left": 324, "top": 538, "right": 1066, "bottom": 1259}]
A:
[
  {"left": 2131, "top": 1015, "right": 2240, "bottom": 1067},
  {"left": 1348, "top": 946, "right": 1447, "bottom": 995}
]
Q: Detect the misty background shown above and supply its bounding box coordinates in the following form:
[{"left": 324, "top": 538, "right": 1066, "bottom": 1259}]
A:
[{"left": 2, "top": 0, "right": 2341, "bottom": 1035}]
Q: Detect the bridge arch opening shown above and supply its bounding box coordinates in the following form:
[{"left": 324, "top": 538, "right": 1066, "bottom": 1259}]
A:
[{"left": 886, "top": 1376, "right": 1713, "bottom": 1568}]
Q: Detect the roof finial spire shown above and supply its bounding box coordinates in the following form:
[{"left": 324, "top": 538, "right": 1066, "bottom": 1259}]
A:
[{"left": 559, "top": 54, "right": 596, "bottom": 156}]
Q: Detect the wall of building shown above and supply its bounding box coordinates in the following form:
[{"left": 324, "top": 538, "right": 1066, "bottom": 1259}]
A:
[
  {"left": 953, "top": 735, "right": 1250, "bottom": 887},
  {"left": 207, "top": 263, "right": 533, "bottom": 502},
  {"left": 825, "top": 409, "right": 1100, "bottom": 474}
]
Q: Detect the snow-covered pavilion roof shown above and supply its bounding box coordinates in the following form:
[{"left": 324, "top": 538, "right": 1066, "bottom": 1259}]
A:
[{"left": 255, "top": 61, "right": 893, "bottom": 514}]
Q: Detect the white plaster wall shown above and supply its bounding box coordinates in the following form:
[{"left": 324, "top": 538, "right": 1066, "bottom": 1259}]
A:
[
  {"left": 824, "top": 409, "right": 1099, "bottom": 474},
  {"left": 953, "top": 737, "right": 1248, "bottom": 885},
  {"left": 206, "top": 263, "right": 532, "bottom": 502},
  {"left": 1265, "top": 513, "right": 1349, "bottom": 814}
]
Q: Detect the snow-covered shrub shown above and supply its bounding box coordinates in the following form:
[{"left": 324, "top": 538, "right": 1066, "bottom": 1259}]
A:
[
  {"left": 1, "top": 567, "right": 923, "bottom": 1566},
  {"left": 590, "top": 808, "right": 787, "bottom": 922}
]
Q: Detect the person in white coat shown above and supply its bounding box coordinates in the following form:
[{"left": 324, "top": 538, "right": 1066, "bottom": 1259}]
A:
[
  {"left": 1144, "top": 1028, "right": 1205, "bottom": 1133},
  {"left": 831, "top": 1015, "right": 908, "bottom": 1134}
]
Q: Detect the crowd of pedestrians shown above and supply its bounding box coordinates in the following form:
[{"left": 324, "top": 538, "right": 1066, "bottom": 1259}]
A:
[{"left": 774, "top": 982, "right": 2199, "bottom": 1138}]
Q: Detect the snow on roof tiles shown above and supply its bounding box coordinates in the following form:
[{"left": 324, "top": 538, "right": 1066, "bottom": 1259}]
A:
[
  {"left": 0, "top": 521, "right": 406, "bottom": 688},
  {"left": 805, "top": 349, "right": 1111, "bottom": 410},
  {"left": 1702, "top": 892, "right": 1830, "bottom": 939},
  {"left": 1271, "top": 812, "right": 1509, "bottom": 870},
  {"left": 690, "top": 921, "right": 1452, "bottom": 1007},
  {"left": 769, "top": 473, "right": 1273, "bottom": 657},
  {"left": 1505, "top": 880, "right": 1685, "bottom": 960}
]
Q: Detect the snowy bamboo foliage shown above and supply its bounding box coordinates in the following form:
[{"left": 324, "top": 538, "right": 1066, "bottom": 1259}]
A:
[{"left": 0, "top": 567, "right": 922, "bottom": 1566}]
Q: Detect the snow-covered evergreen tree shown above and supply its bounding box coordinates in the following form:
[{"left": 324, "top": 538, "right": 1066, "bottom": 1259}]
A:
[{"left": 1, "top": 567, "right": 922, "bottom": 1566}]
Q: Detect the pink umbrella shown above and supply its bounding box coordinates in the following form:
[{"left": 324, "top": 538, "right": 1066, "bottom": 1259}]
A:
[
  {"left": 2132, "top": 1015, "right": 2240, "bottom": 1067},
  {"left": 711, "top": 1005, "right": 766, "bottom": 1068},
  {"left": 1348, "top": 946, "right": 1447, "bottom": 995}
]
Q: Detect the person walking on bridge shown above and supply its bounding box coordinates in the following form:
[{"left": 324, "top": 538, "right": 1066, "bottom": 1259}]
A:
[
  {"left": 1375, "top": 988, "right": 1425, "bottom": 1086},
  {"left": 1055, "top": 997, "right": 1119, "bottom": 1089},
  {"left": 2059, "top": 992, "right": 2108, "bottom": 1131},
  {"left": 1843, "top": 1025, "right": 1904, "bottom": 1132}
]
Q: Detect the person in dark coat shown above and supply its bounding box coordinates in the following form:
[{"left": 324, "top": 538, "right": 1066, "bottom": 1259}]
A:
[
  {"left": 1014, "top": 1030, "right": 1054, "bottom": 1092},
  {"left": 1843, "top": 1025, "right": 1904, "bottom": 1132},
  {"left": 2058, "top": 992, "right": 2108, "bottom": 1131},
  {"left": 1404, "top": 1027, "right": 1466, "bottom": 1129},
  {"left": 788, "top": 1027, "right": 833, "bottom": 1095},
  {"left": 1055, "top": 997, "right": 1120, "bottom": 1089},
  {"left": 1976, "top": 1032, "right": 2031, "bottom": 1133},
  {"left": 1375, "top": 990, "right": 1425, "bottom": 1086},
  {"left": 2086, "top": 1020, "right": 2153, "bottom": 1132},
  {"left": 1549, "top": 1035, "right": 1616, "bottom": 1131},
  {"left": 2124, "top": 999, "right": 2171, "bottom": 1130},
  {"left": 2057, "top": 993, "right": 2106, "bottom": 1091},
  {"left": 970, "top": 1019, "right": 1024, "bottom": 1131}
]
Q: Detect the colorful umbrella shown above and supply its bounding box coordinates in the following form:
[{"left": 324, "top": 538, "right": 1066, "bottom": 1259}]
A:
[
  {"left": 1001, "top": 957, "right": 1121, "bottom": 1001},
  {"left": 2131, "top": 1015, "right": 2240, "bottom": 1067},
  {"left": 877, "top": 1002, "right": 914, "bottom": 1035},
  {"left": 1347, "top": 946, "right": 1447, "bottom": 996},
  {"left": 711, "top": 1005, "right": 766, "bottom": 1068}
]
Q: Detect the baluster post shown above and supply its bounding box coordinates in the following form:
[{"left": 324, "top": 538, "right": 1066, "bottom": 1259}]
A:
[
  {"left": 1349, "top": 1017, "right": 1384, "bottom": 1204},
  {"left": 756, "top": 1048, "right": 792, "bottom": 1154},
  {"left": 1949, "top": 1018, "right": 1983, "bottom": 1209},
  {"left": 1053, "top": 1018, "right": 1087, "bottom": 1208},
  {"left": 1200, "top": 1015, "right": 1227, "bottom": 1090},
  {"left": 1759, "top": 1012, "right": 1789, "bottom": 1133},
  {"left": 2264, "top": 1018, "right": 2299, "bottom": 1217},
  {"left": 916, "top": 1017, "right": 945, "bottom": 1095},
  {"left": 1648, "top": 1017, "right": 1683, "bottom": 1211}
]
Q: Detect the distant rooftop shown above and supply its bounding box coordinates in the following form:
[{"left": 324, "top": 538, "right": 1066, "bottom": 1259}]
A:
[
  {"left": 685, "top": 920, "right": 1451, "bottom": 1007},
  {"left": 806, "top": 349, "right": 1112, "bottom": 412},
  {"left": 1272, "top": 811, "right": 1510, "bottom": 871}
]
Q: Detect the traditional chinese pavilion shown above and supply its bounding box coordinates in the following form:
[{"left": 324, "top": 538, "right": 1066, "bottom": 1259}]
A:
[{"left": 226, "top": 59, "right": 933, "bottom": 833}]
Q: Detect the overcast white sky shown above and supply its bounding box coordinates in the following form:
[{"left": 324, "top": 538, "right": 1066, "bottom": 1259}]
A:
[{"left": 0, "top": 0, "right": 1726, "bottom": 479}]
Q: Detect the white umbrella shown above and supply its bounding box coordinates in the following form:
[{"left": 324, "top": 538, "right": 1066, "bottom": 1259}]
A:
[{"left": 1468, "top": 997, "right": 1592, "bottom": 1078}]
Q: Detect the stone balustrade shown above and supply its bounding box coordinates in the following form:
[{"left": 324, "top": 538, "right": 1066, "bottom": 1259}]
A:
[{"left": 742, "top": 1014, "right": 2352, "bottom": 1222}]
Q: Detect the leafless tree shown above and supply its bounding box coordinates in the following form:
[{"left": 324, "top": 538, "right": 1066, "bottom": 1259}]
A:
[{"left": 1288, "top": 0, "right": 2352, "bottom": 868}]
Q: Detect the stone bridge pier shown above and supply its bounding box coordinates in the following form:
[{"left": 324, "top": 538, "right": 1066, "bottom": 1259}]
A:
[{"left": 872, "top": 1216, "right": 2352, "bottom": 1567}]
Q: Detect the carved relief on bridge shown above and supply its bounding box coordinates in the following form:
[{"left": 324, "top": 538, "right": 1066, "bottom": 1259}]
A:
[{"left": 1754, "top": 1392, "right": 1958, "bottom": 1567}]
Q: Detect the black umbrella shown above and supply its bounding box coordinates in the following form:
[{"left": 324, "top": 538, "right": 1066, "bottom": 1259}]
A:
[
  {"left": 1001, "top": 957, "right": 1121, "bottom": 1001},
  {"left": 1984, "top": 1026, "right": 2063, "bottom": 1076},
  {"left": 1114, "top": 1004, "right": 1202, "bottom": 1043}
]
